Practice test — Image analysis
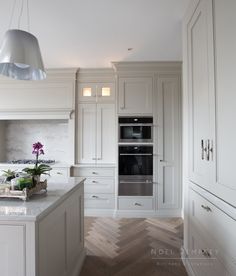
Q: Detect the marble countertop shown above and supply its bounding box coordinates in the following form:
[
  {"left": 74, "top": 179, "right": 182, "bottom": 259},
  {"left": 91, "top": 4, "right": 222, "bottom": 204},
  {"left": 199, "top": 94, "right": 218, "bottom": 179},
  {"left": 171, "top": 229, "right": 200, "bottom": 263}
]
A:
[{"left": 0, "top": 177, "right": 85, "bottom": 222}]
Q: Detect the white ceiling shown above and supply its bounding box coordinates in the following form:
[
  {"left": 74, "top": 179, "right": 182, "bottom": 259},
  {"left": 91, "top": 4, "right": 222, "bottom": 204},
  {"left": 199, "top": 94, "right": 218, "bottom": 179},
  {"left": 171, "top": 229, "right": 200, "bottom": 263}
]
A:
[{"left": 0, "top": 0, "right": 190, "bottom": 68}]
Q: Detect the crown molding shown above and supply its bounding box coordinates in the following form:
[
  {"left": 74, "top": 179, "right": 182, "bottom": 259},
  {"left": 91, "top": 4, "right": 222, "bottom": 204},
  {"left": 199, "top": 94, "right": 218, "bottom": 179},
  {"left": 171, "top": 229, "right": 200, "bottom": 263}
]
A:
[
  {"left": 77, "top": 68, "right": 115, "bottom": 83},
  {"left": 112, "top": 61, "right": 182, "bottom": 74}
]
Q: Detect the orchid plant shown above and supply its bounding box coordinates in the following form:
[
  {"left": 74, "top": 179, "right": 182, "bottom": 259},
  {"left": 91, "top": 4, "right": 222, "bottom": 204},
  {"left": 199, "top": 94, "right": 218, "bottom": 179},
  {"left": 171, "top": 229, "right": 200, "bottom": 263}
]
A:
[{"left": 23, "top": 142, "right": 52, "bottom": 178}]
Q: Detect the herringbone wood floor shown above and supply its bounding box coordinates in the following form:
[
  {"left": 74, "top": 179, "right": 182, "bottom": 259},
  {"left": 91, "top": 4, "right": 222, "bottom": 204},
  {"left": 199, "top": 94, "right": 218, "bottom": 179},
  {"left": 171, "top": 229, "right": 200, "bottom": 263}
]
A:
[{"left": 80, "top": 217, "right": 187, "bottom": 276}]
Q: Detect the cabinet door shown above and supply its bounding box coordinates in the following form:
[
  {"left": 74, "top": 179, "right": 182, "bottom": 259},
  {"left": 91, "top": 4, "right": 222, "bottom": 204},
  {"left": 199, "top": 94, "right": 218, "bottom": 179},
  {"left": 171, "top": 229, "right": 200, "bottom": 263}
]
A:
[
  {"left": 78, "top": 83, "right": 97, "bottom": 102},
  {"left": 66, "top": 187, "right": 84, "bottom": 269},
  {"left": 213, "top": 0, "right": 236, "bottom": 207},
  {"left": 97, "top": 83, "right": 115, "bottom": 103},
  {"left": 187, "top": 0, "right": 215, "bottom": 190},
  {"left": 0, "top": 225, "right": 25, "bottom": 276},
  {"left": 157, "top": 77, "right": 181, "bottom": 209},
  {"left": 78, "top": 104, "right": 96, "bottom": 164},
  {"left": 96, "top": 104, "right": 116, "bottom": 164},
  {"left": 118, "top": 77, "right": 153, "bottom": 114}
]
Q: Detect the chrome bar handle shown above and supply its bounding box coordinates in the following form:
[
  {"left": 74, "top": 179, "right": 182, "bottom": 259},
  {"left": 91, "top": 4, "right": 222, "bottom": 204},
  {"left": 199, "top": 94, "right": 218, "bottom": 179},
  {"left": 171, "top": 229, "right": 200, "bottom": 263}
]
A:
[
  {"left": 201, "top": 204, "right": 212, "bottom": 212},
  {"left": 201, "top": 139, "right": 205, "bottom": 160},
  {"left": 209, "top": 139, "right": 213, "bottom": 161}
]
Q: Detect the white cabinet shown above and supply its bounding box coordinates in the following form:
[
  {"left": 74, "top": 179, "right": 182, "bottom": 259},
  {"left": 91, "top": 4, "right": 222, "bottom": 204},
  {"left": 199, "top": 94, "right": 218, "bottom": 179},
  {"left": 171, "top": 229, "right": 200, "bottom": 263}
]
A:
[
  {"left": 118, "top": 197, "right": 154, "bottom": 210},
  {"left": 38, "top": 182, "right": 84, "bottom": 276},
  {"left": 183, "top": 1, "right": 236, "bottom": 275},
  {"left": 78, "top": 82, "right": 115, "bottom": 103},
  {"left": 212, "top": 0, "right": 236, "bottom": 207},
  {"left": 0, "top": 180, "right": 85, "bottom": 276},
  {"left": 187, "top": 186, "right": 236, "bottom": 276},
  {"left": 187, "top": 0, "right": 215, "bottom": 191},
  {"left": 0, "top": 225, "right": 25, "bottom": 276},
  {"left": 77, "top": 103, "right": 115, "bottom": 164},
  {"left": 185, "top": 0, "right": 236, "bottom": 207},
  {"left": 156, "top": 76, "right": 181, "bottom": 210},
  {"left": 72, "top": 167, "right": 115, "bottom": 213},
  {"left": 118, "top": 77, "right": 153, "bottom": 114},
  {"left": 77, "top": 104, "right": 96, "bottom": 164}
]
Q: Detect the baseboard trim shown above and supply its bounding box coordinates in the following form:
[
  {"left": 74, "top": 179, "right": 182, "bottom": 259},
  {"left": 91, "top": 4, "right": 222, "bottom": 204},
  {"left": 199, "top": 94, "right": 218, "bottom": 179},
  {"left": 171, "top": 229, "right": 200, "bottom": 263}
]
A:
[
  {"left": 114, "top": 209, "right": 182, "bottom": 218},
  {"left": 181, "top": 247, "right": 195, "bottom": 276}
]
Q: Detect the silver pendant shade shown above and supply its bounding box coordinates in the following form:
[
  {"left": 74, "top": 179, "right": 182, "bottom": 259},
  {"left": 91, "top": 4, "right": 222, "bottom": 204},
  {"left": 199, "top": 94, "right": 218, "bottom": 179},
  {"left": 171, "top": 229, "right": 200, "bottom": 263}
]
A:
[{"left": 0, "top": 29, "right": 46, "bottom": 81}]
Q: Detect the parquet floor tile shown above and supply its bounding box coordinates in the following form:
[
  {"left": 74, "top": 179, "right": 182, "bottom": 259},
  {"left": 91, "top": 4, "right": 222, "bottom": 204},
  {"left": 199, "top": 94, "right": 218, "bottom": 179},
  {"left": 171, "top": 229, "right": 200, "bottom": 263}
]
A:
[{"left": 80, "top": 217, "right": 187, "bottom": 276}]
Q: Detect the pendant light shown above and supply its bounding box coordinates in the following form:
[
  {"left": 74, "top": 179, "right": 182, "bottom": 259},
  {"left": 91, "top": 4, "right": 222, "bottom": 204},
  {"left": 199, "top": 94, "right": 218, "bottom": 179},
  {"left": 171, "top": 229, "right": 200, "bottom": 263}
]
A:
[{"left": 0, "top": 0, "right": 46, "bottom": 80}]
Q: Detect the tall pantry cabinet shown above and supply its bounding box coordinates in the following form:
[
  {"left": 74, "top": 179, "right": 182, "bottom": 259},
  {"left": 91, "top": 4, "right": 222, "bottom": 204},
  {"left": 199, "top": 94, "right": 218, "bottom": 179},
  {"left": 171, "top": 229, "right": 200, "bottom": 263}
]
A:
[
  {"left": 74, "top": 69, "right": 116, "bottom": 215},
  {"left": 183, "top": 0, "right": 236, "bottom": 275}
]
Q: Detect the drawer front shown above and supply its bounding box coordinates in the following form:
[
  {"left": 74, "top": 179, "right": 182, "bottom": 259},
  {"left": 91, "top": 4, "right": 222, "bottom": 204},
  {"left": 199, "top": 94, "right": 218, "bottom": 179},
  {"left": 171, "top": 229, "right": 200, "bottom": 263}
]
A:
[
  {"left": 190, "top": 188, "right": 236, "bottom": 274},
  {"left": 84, "top": 177, "right": 114, "bottom": 194},
  {"left": 188, "top": 222, "right": 228, "bottom": 276},
  {"left": 118, "top": 197, "right": 154, "bottom": 210},
  {"left": 84, "top": 194, "right": 115, "bottom": 209},
  {"left": 74, "top": 167, "right": 114, "bottom": 177}
]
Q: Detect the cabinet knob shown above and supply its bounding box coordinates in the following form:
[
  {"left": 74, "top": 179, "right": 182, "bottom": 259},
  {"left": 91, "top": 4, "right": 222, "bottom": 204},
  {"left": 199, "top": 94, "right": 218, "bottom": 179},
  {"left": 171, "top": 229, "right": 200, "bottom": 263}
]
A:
[
  {"left": 134, "top": 202, "right": 142, "bottom": 206},
  {"left": 56, "top": 172, "right": 63, "bottom": 175}
]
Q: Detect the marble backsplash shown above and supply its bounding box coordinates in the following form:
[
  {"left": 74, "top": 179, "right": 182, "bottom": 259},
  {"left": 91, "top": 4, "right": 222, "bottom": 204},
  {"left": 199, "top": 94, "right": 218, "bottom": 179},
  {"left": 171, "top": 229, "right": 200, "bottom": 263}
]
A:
[{"left": 4, "top": 120, "right": 69, "bottom": 163}]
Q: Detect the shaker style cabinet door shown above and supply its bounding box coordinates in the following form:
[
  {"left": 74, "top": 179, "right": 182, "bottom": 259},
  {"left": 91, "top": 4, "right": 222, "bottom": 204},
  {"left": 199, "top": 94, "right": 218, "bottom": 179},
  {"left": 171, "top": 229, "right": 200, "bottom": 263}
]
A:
[
  {"left": 77, "top": 103, "right": 115, "bottom": 164},
  {"left": 96, "top": 104, "right": 116, "bottom": 164},
  {"left": 212, "top": 0, "right": 236, "bottom": 207},
  {"left": 118, "top": 77, "right": 153, "bottom": 114},
  {"left": 77, "top": 104, "right": 96, "bottom": 164},
  {"left": 157, "top": 77, "right": 181, "bottom": 210},
  {"left": 0, "top": 225, "right": 25, "bottom": 276},
  {"left": 187, "top": 0, "right": 215, "bottom": 191}
]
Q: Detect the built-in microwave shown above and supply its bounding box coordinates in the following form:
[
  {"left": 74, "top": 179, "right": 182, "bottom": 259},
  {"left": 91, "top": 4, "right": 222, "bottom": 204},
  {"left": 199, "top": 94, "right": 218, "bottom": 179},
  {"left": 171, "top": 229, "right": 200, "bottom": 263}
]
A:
[{"left": 118, "top": 117, "right": 153, "bottom": 143}]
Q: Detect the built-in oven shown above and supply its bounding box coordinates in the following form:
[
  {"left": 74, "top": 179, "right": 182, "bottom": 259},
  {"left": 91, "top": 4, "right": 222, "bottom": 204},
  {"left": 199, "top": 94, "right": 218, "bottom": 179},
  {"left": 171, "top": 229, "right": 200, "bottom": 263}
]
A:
[
  {"left": 119, "top": 117, "right": 153, "bottom": 143},
  {"left": 119, "top": 145, "right": 153, "bottom": 196}
]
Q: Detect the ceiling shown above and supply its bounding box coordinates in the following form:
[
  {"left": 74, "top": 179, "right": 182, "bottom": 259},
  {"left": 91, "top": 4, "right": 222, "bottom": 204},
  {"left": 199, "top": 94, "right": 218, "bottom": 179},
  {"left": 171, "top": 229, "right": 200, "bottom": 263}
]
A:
[{"left": 0, "top": 0, "right": 190, "bottom": 68}]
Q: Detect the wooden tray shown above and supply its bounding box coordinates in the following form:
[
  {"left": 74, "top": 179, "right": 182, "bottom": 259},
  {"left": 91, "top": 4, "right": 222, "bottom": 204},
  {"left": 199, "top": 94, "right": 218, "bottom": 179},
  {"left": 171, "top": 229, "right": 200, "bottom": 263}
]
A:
[{"left": 0, "top": 180, "right": 47, "bottom": 201}]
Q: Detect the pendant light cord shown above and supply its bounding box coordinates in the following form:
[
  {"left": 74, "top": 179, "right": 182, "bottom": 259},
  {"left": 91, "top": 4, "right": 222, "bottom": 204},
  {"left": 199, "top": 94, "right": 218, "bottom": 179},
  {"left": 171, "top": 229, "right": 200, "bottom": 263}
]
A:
[
  {"left": 8, "top": 0, "right": 17, "bottom": 29},
  {"left": 18, "top": 0, "right": 24, "bottom": 29},
  {"left": 27, "top": 0, "right": 30, "bottom": 32},
  {"left": 8, "top": 0, "right": 30, "bottom": 32}
]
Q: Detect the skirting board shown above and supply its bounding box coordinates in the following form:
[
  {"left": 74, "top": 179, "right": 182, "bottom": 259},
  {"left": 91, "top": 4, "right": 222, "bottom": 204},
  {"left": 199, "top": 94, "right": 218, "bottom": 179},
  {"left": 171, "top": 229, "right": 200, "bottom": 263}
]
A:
[
  {"left": 85, "top": 209, "right": 182, "bottom": 218},
  {"left": 181, "top": 246, "right": 195, "bottom": 276}
]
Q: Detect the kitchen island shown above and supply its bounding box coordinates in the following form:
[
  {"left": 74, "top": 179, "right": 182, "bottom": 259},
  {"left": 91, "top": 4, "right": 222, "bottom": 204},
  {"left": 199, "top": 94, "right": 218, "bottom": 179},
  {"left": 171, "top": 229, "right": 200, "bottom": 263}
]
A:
[{"left": 0, "top": 177, "right": 85, "bottom": 276}]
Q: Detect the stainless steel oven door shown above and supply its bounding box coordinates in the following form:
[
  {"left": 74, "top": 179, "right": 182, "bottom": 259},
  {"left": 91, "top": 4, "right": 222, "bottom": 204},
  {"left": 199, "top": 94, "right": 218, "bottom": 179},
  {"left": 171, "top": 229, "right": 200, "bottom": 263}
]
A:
[{"left": 119, "top": 175, "right": 153, "bottom": 196}]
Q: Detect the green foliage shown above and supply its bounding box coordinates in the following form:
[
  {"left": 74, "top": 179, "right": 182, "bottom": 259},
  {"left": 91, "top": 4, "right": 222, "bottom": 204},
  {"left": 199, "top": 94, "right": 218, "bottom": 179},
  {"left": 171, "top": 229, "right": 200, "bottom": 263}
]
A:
[
  {"left": 23, "top": 164, "right": 52, "bottom": 176},
  {"left": 2, "top": 169, "right": 17, "bottom": 181}
]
